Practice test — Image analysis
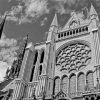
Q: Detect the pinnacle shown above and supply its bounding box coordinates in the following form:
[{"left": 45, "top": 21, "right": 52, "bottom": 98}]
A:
[
  {"left": 50, "top": 13, "right": 58, "bottom": 27},
  {"left": 89, "top": 4, "right": 97, "bottom": 16}
]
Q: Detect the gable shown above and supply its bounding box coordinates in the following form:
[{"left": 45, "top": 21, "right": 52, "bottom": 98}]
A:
[
  {"left": 54, "top": 90, "right": 71, "bottom": 100},
  {"left": 63, "top": 12, "right": 79, "bottom": 30},
  {"left": 62, "top": 11, "right": 89, "bottom": 31}
]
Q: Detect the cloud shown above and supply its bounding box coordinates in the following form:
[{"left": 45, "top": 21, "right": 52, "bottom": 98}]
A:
[
  {"left": 0, "top": 33, "right": 18, "bottom": 81},
  {"left": 0, "top": 33, "right": 17, "bottom": 47},
  {"left": 2, "top": 0, "right": 100, "bottom": 24},
  {"left": 0, "top": 61, "right": 9, "bottom": 81},
  {"left": 40, "top": 17, "right": 47, "bottom": 26},
  {"left": 50, "top": 0, "right": 89, "bottom": 14},
  {"left": 4, "top": 4, "right": 23, "bottom": 23},
  {"left": 5, "top": 0, "right": 49, "bottom": 24},
  {"left": 25, "top": 0, "right": 49, "bottom": 17},
  {"left": 8, "top": 0, "right": 12, "bottom": 2}
]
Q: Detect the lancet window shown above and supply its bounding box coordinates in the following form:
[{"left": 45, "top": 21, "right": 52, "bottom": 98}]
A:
[
  {"left": 54, "top": 77, "right": 60, "bottom": 95},
  {"left": 30, "top": 50, "right": 38, "bottom": 82}
]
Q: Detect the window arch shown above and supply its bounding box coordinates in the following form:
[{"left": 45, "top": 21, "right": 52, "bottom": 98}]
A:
[
  {"left": 30, "top": 66, "right": 35, "bottom": 82},
  {"left": 33, "top": 51, "right": 38, "bottom": 65},
  {"left": 77, "top": 72, "right": 85, "bottom": 92},
  {"left": 54, "top": 77, "right": 60, "bottom": 95},
  {"left": 39, "top": 65, "right": 42, "bottom": 75},
  {"left": 61, "top": 75, "right": 68, "bottom": 94},
  {"left": 86, "top": 71, "right": 94, "bottom": 89},
  {"left": 69, "top": 74, "right": 76, "bottom": 93},
  {"left": 30, "top": 50, "right": 38, "bottom": 82},
  {"left": 40, "top": 50, "right": 45, "bottom": 63}
]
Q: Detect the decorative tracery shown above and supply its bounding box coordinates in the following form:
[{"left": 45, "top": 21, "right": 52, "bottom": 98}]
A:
[{"left": 56, "top": 42, "right": 91, "bottom": 73}]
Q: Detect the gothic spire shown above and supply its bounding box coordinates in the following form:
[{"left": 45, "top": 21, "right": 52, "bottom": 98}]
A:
[
  {"left": 0, "top": 15, "right": 7, "bottom": 39},
  {"left": 5, "top": 34, "right": 29, "bottom": 79},
  {"left": 14, "top": 33, "right": 29, "bottom": 77},
  {"left": 47, "top": 13, "right": 58, "bottom": 42},
  {"left": 17, "top": 33, "right": 29, "bottom": 57},
  {"left": 50, "top": 13, "right": 58, "bottom": 27},
  {"left": 89, "top": 4, "right": 98, "bottom": 17}
]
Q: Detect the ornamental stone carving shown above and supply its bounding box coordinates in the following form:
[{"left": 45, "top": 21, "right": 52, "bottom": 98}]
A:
[{"left": 56, "top": 43, "right": 91, "bottom": 73}]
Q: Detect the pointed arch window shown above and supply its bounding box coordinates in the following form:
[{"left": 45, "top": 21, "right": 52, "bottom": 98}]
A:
[
  {"left": 77, "top": 73, "right": 85, "bottom": 92},
  {"left": 30, "top": 66, "right": 35, "bottom": 82},
  {"left": 40, "top": 50, "right": 44, "bottom": 63},
  {"left": 69, "top": 74, "right": 76, "bottom": 94},
  {"left": 62, "top": 75, "right": 68, "bottom": 94},
  {"left": 34, "top": 51, "right": 38, "bottom": 65},
  {"left": 30, "top": 50, "right": 38, "bottom": 82},
  {"left": 86, "top": 71, "right": 94, "bottom": 89},
  {"left": 54, "top": 77, "right": 60, "bottom": 95},
  {"left": 39, "top": 65, "right": 42, "bottom": 75}
]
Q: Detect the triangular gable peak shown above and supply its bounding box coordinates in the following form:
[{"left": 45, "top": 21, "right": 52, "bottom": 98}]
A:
[
  {"left": 89, "top": 4, "right": 98, "bottom": 17},
  {"left": 62, "top": 11, "right": 89, "bottom": 32},
  {"left": 54, "top": 90, "right": 71, "bottom": 100}
]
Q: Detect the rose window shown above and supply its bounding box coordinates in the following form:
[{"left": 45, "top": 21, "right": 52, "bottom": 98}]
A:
[{"left": 56, "top": 43, "right": 91, "bottom": 73}]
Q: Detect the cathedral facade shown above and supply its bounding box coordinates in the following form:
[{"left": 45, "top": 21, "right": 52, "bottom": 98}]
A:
[{"left": 0, "top": 4, "right": 100, "bottom": 100}]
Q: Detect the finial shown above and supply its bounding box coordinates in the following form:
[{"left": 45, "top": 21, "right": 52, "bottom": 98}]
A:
[
  {"left": 24, "top": 33, "right": 30, "bottom": 42},
  {"left": 26, "top": 33, "right": 29, "bottom": 38}
]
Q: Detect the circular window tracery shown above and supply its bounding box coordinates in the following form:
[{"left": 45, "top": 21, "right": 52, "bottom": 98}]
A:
[{"left": 56, "top": 43, "right": 91, "bottom": 73}]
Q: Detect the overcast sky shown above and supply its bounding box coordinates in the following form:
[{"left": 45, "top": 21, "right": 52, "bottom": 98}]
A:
[{"left": 0, "top": 0, "right": 100, "bottom": 81}]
